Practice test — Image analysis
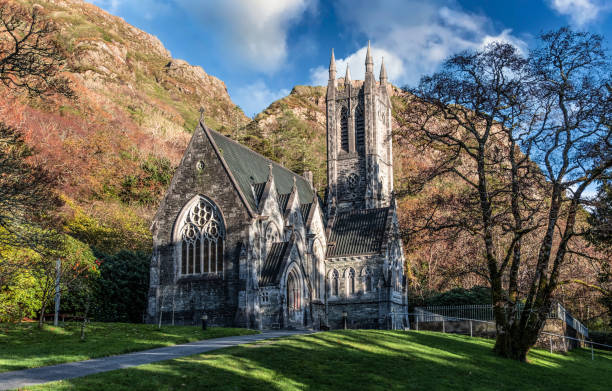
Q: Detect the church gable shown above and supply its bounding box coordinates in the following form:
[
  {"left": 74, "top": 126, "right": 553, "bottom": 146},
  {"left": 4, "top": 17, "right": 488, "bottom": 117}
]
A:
[{"left": 152, "top": 122, "right": 252, "bottom": 242}]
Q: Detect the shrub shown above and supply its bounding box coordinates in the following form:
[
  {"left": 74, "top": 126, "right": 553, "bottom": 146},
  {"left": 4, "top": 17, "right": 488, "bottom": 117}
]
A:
[
  {"left": 589, "top": 331, "right": 612, "bottom": 351},
  {"left": 90, "top": 250, "right": 150, "bottom": 323},
  {"left": 412, "top": 286, "right": 492, "bottom": 308}
]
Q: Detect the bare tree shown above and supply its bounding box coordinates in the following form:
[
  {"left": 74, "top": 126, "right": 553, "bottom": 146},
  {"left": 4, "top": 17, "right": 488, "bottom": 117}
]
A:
[
  {"left": 0, "top": 123, "right": 63, "bottom": 287},
  {"left": 0, "top": 0, "right": 72, "bottom": 97},
  {"left": 400, "top": 28, "right": 611, "bottom": 360}
]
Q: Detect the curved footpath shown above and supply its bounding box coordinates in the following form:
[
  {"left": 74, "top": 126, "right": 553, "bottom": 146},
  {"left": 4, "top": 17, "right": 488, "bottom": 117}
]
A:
[{"left": 0, "top": 330, "right": 309, "bottom": 390}]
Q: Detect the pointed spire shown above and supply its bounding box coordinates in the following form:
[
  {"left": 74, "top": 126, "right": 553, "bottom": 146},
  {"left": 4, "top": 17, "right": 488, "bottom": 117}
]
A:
[
  {"left": 365, "top": 40, "right": 373, "bottom": 73},
  {"left": 380, "top": 56, "right": 388, "bottom": 84},
  {"left": 329, "top": 48, "right": 336, "bottom": 80},
  {"left": 344, "top": 63, "right": 351, "bottom": 85}
]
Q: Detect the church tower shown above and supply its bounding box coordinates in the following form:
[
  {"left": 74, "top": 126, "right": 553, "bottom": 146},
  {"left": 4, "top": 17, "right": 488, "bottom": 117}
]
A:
[{"left": 326, "top": 43, "right": 393, "bottom": 216}]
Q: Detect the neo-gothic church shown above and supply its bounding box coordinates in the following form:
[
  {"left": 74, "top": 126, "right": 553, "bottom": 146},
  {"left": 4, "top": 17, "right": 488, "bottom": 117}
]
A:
[{"left": 147, "top": 44, "right": 408, "bottom": 330}]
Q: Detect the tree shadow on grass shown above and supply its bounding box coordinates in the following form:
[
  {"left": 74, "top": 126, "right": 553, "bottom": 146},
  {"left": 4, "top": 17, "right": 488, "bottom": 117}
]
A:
[
  {"left": 0, "top": 323, "right": 251, "bottom": 373},
  {"left": 34, "top": 330, "right": 612, "bottom": 391}
]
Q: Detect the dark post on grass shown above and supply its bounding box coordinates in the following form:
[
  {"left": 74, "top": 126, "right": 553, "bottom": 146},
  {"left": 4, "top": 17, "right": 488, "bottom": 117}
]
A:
[
  {"left": 53, "top": 259, "right": 61, "bottom": 327},
  {"left": 342, "top": 311, "right": 347, "bottom": 330},
  {"left": 201, "top": 314, "right": 208, "bottom": 331}
]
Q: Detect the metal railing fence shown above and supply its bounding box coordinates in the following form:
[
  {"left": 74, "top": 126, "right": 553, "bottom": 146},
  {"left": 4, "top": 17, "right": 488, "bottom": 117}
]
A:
[
  {"left": 414, "top": 303, "right": 588, "bottom": 337},
  {"left": 404, "top": 311, "right": 610, "bottom": 360}
]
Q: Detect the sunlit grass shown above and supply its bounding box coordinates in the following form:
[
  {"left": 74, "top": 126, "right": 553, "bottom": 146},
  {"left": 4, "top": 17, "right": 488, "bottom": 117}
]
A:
[
  {"left": 0, "top": 322, "right": 257, "bottom": 373},
  {"left": 29, "top": 330, "right": 612, "bottom": 391}
]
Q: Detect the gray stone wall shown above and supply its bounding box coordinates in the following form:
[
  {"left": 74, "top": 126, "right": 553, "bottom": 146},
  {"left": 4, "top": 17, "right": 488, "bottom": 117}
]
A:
[
  {"left": 323, "top": 253, "right": 408, "bottom": 329},
  {"left": 148, "top": 125, "right": 252, "bottom": 326}
]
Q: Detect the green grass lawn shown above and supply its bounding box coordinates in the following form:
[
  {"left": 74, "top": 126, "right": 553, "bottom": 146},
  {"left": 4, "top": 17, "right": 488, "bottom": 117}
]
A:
[
  {"left": 27, "top": 330, "right": 612, "bottom": 391},
  {"left": 0, "top": 322, "right": 257, "bottom": 373}
]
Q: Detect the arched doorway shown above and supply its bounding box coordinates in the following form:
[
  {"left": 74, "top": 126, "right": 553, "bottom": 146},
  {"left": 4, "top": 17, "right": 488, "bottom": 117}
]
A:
[
  {"left": 287, "top": 269, "right": 300, "bottom": 312},
  {"left": 285, "top": 264, "right": 305, "bottom": 328}
]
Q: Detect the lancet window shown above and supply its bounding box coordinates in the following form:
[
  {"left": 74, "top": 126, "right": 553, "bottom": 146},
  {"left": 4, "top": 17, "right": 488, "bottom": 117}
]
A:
[
  {"left": 329, "top": 269, "right": 339, "bottom": 297},
  {"left": 362, "top": 267, "right": 373, "bottom": 292},
  {"left": 346, "top": 268, "right": 355, "bottom": 296},
  {"left": 355, "top": 104, "right": 365, "bottom": 150},
  {"left": 340, "top": 106, "right": 349, "bottom": 152}
]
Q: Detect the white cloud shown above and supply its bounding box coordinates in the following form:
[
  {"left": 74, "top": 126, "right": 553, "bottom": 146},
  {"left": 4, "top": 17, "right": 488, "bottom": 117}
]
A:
[
  {"left": 231, "top": 81, "right": 290, "bottom": 118},
  {"left": 548, "top": 0, "right": 606, "bottom": 26},
  {"left": 311, "top": 1, "right": 527, "bottom": 88},
  {"left": 177, "top": 0, "right": 315, "bottom": 73}
]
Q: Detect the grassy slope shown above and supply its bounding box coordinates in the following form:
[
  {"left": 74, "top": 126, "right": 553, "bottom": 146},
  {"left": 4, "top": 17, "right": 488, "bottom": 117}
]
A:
[
  {"left": 0, "top": 322, "right": 257, "bottom": 373},
  {"left": 29, "top": 330, "right": 612, "bottom": 391}
]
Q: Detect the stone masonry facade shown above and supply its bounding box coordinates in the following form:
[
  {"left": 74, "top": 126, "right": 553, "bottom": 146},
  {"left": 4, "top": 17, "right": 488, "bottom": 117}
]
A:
[{"left": 147, "top": 43, "right": 408, "bottom": 330}]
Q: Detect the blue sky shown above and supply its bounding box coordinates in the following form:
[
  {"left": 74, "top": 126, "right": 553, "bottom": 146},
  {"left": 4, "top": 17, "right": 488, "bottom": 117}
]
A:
[{"left": 91, "top": 0, "right": 612, "bottom": 118}]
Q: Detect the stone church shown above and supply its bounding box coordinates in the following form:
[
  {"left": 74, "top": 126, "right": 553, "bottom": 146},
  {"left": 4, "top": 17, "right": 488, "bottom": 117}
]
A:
[{"left": 147, "top": 43, "right": 408, "bottom": 330}]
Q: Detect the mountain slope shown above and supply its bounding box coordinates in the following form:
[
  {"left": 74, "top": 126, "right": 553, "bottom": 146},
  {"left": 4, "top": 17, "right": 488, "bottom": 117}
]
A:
[{"left": 1, "top": 0, "right": 249, "bottom": 252}]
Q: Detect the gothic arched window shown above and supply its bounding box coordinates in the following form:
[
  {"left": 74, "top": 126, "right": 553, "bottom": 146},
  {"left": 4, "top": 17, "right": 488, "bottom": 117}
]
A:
[
  {"left": 329, "top": 269, "right": 339, "bottom": 297},
  {"left": 264, "top": 222, "right": 280, "bottom": 253},
  {"left": 362, "top": 267, "right": 372, "bottom": 292},
  {"left": 178, "top": 197, "right": 225, "bottom": 276},
  {"left": 346, "top": 268, "right": 355, "bottom": 296},
  {"left": 355, "top": 104, "right": 365, "bottom": 150},
  {"left": 340, "top": 106, "right": 349, "bottom": 152}
]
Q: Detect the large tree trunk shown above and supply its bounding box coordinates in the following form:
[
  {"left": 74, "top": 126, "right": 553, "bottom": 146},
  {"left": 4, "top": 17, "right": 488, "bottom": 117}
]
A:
[
  {"left": 38, "top": 299, "right": 47, "bottom": 329},
  {"left": 494, "top": 330, "right": 531, "bottom": 361}
]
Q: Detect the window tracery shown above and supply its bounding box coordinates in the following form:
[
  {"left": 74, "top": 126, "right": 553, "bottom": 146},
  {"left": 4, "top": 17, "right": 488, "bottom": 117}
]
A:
[{"left": 178, "top": 197, "right": 225, "bottom": 276}]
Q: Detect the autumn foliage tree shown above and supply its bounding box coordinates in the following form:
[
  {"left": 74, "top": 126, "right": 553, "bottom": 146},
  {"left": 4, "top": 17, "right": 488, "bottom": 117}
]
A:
[
  {"left": 0, "top": 123, "right": 62, "bottom": 286},
  {"left": 0, "top": 1, "right": 77, "bottom": 323},
  {"left": 399, "top": 28, "right": 612, "bottom": 361}
]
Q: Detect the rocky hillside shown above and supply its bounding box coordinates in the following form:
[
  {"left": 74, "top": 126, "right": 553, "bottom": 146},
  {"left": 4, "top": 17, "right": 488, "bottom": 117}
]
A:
[{"left": 1, "top": 0, "right": 249, "bottom": 253}]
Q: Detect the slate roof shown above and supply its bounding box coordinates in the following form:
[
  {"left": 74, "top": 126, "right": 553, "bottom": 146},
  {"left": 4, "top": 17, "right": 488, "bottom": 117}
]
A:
[
  {"left": 277, "top": 193, "right": 291, "bottom": 212},
  {"left": 252, "top": 182, "right": 266, "bottom": 205},
  {"left": 260, "top": 242, "right": 289, "bottom": 286},
  {"left": 208, "top": 129, "right": 314, "bottom": 211},
  {"left": 326, "top": 207, "right": 390, "bottom": 258},
  {"left": 300, "top": 203, "right": 312, "bottom": 222}
]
